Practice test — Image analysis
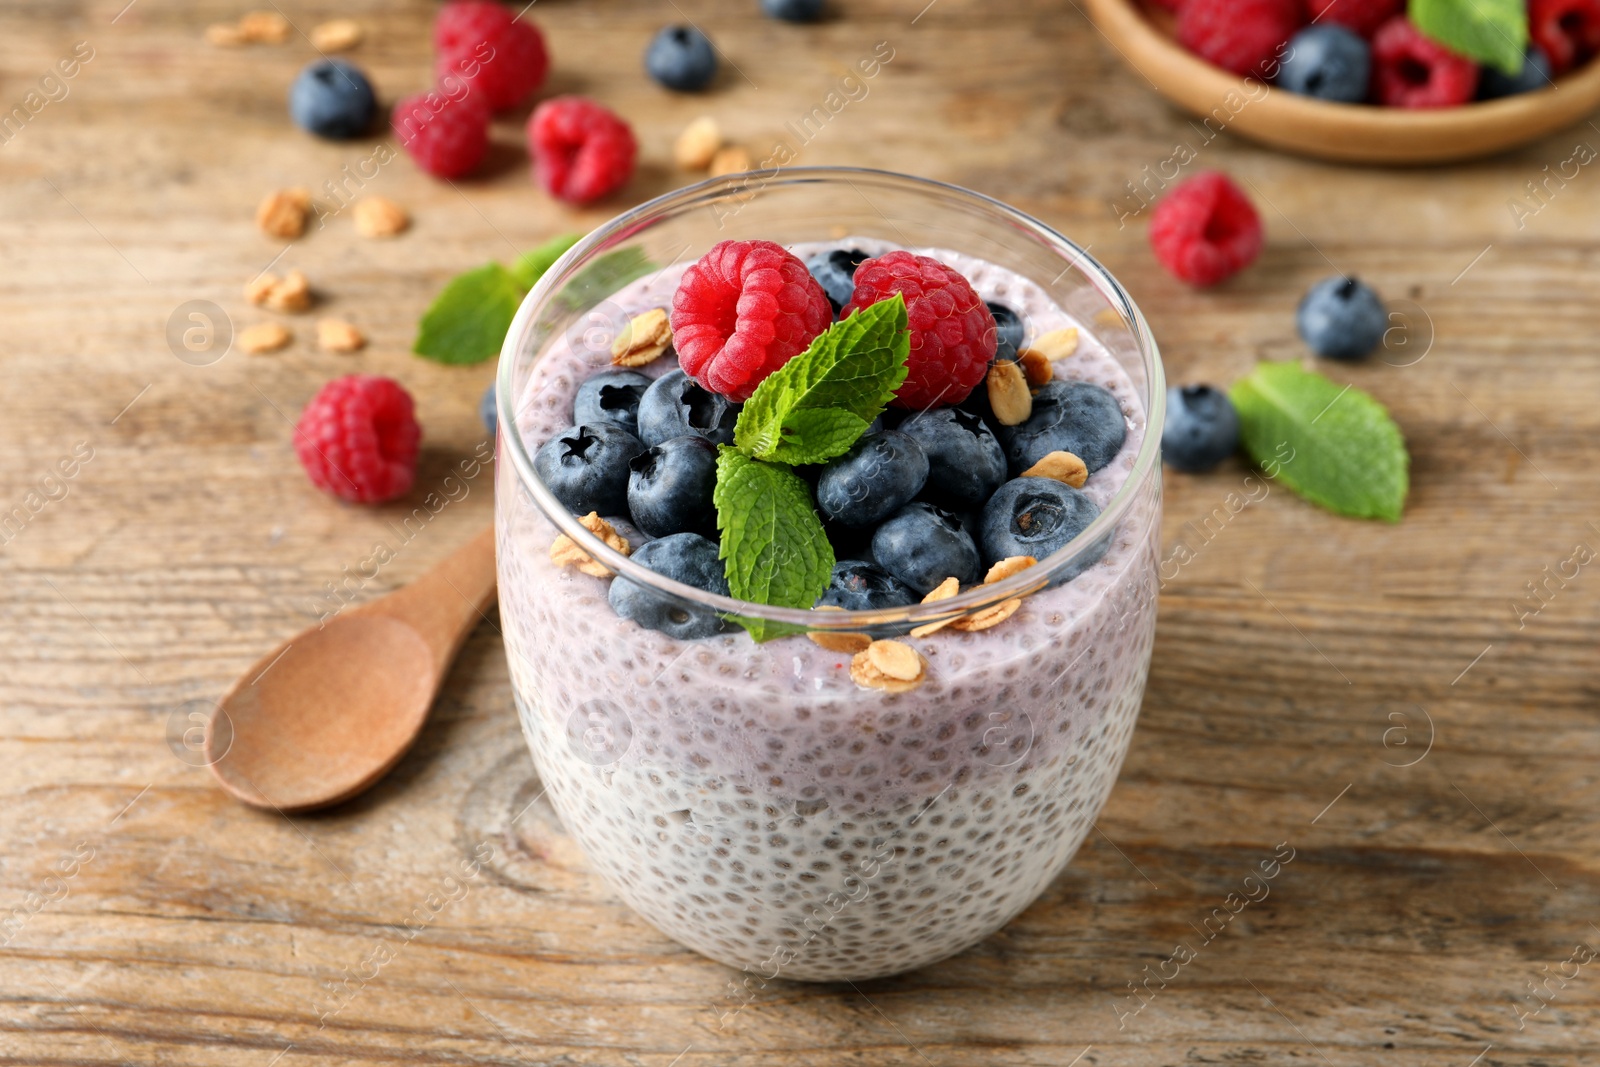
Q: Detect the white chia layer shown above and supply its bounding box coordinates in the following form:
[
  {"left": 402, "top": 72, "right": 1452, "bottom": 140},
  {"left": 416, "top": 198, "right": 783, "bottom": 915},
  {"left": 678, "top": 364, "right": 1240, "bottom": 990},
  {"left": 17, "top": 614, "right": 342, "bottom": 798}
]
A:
[{"left": 495, "top": 241, "right": 1160, "bottom": 982}]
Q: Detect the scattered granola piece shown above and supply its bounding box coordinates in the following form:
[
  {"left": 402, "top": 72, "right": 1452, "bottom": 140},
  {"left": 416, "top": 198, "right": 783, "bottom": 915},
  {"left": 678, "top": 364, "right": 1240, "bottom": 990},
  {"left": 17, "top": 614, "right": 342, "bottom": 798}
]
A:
[
  {"left": 1021, "top": 450, "right": 1088, "bottom": 489},
  {"left": 264, "top": 269, "right": 313, "bottom": 313},
  {"left": 983, "top": 556, "right": 1038, "bottom": 584},
  {"left": 206, "top": 23, "right": 247, "bottom": 46},
  {"left": 850, "top": 639, "right": 926, "bottom": 693},
  {"left": 550, "top": 512, "right": 631, "bottom": 578},
  {"left": 353, "top": 196, "right": 409, "bottom": 238},
  {"left": 987, "top": 360, "right": 1032, "bottom": 426},
  {"left": 310, "top": 18, "right": 363, "bottom": 51},
  {"left": 611, "top": 308, "right": 673, "bottom": 367},
  {"left": 1035, "top": 326, "right": 1080, "bottom": 362},
  {"left": 317, "top": 319, "right": 366, "bottom": 353},
  {"left": 674, "top": 116, "right": 723, "bottom": 170},
  {"left": 256, "top": 188, "right": 311, "bottom": 239},
  {"left": 244, "top": 273, "right": 278, "bottom": 306},
  {"left": 239, "top": 322, "right": 292, "bottom": 354},
  {"left": 807, "top": 605, "right": 872, "bottom": 654},
  {"left": 239, "top": 10, "right": 291, "bottom": 43},
  {"left": 908, "top": 577, "right": 961, "bottom": 638},
  {"left": 708, "top": 145, "right": 752, "bottom": 177},
  {"left": 948, "top": 598, "right": 1022, "bottom": 632},
  {"left": 1019, "top": 347, "right": 1053, "bottom": 388}
]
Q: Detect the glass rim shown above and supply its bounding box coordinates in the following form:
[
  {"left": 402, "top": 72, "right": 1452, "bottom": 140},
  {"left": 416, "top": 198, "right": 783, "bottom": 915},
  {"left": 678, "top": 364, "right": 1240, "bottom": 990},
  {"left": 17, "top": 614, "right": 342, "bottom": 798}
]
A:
[{"left": 498, "top": 166, "right": 1165, "bottom": 630}]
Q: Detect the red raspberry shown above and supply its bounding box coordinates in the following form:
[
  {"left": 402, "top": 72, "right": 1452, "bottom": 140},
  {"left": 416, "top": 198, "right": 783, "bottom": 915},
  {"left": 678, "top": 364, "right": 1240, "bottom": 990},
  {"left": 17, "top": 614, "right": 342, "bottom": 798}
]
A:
[
  {"left": 1531, "top": 0, "right": 1600, "bottom": 74},
  {"left": 1306, "top": 0, "right": 1402, "bottom": 37},
  {"left": 433, "top": 1, "right": 550, "bottom": 111},
  {"left": 527, "top": 97, "right": 638, "bottom": 204},
  {"left": 1371, "top": 17, "right": 1479, "bottom": 107},
  {"left": 392, "top": 89, "right": 491, "bottom": 179},
  {"left": 1149, "top": 171, "right": 1263, "bottom": 288},
  {"left": 1178, "top": 0, "right": 1304, "bottom": 76},
  {"left": 842, "top": 252, "right": 996, "bottom": 411},
  {"left": 294, "top": 375, "right": 421, "bottom": 504},
  {"left": 671, "top": 240, "right": 833, "bottom": 402}
]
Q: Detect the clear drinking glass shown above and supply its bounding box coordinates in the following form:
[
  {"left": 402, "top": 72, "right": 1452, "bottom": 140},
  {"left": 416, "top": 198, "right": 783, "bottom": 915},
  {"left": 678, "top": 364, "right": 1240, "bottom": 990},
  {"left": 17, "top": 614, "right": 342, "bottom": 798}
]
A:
[{"left": 495, "top": 168, "right": 1164, "bottom": 982}]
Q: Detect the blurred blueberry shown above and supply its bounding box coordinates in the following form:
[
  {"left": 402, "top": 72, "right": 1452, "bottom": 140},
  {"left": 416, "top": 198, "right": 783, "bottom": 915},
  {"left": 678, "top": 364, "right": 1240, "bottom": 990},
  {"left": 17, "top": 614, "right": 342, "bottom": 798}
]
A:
[{"left": 289, "top": 59, "right": 377, "bottom": 139}]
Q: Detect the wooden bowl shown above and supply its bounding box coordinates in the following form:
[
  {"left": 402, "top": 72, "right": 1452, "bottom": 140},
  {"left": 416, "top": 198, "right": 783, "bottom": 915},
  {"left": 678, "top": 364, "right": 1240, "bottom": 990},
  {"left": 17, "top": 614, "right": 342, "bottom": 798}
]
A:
[{"left": 1084, "top": 0, "right": 1600, "bottom": 164}]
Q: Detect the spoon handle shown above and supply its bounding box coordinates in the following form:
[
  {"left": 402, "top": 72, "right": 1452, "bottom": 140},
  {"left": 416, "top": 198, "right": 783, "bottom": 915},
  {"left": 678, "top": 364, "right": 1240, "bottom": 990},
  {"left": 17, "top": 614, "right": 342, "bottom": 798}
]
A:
[{"left": 351, "top": 524, "right": 497, "bottom": 676}]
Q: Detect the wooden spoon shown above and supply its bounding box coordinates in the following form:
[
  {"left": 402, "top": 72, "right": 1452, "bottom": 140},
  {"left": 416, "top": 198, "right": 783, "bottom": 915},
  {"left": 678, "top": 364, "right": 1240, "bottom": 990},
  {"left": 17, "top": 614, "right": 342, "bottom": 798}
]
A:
[{"left": 207, "top": 525, "right": 497, "bottom": 814}]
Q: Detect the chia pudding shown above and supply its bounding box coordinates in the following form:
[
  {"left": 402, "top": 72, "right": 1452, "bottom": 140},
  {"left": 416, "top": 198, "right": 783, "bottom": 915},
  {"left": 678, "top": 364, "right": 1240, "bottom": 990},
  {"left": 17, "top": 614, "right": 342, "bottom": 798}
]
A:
[{"left": 496, "top": 238, "right": 1161, "bottom": 982}]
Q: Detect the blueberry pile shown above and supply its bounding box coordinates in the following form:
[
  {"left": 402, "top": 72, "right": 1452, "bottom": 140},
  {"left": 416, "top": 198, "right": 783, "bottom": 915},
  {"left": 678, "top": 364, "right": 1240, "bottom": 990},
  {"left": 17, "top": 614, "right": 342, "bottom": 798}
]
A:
[{"left": 537, "top": 248, "right": 1130, "bottom": 639}]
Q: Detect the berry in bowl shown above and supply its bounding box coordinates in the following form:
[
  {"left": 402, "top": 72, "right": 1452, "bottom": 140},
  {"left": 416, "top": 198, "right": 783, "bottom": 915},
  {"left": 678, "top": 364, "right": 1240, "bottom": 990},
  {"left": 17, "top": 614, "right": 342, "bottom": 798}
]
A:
[{"left": 495, "top": 169, "right": 1163, "bottom": 981}]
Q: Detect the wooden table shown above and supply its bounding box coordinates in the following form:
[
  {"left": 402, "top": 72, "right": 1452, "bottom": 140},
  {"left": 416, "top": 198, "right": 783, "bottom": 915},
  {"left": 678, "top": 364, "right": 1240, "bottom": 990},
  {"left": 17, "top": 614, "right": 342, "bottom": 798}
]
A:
[{"left": 4, "top": 1, "right": 1597, "bottom": 1063}]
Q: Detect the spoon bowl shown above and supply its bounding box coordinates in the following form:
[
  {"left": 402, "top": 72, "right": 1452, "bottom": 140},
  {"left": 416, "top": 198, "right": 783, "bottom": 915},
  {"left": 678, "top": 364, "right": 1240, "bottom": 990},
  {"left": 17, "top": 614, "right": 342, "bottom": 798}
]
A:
[
  {"left": 207, "top": 525, "right": 497, "bottom": 813},
  {"left": 208, "top": 616, "right": 438, "bottom": 812}
]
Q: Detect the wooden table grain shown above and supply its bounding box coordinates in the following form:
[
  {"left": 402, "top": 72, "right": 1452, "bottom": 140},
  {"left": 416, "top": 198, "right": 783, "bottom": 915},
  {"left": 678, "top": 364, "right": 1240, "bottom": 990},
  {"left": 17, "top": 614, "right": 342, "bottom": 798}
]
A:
[{"left": 3, "top": 1, "right": 1598, "bottom": 1064}]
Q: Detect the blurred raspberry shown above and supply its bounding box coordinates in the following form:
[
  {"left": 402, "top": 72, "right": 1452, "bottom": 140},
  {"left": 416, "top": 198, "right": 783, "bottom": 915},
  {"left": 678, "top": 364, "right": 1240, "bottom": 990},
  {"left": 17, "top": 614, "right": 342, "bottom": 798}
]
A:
[
  {"left": 1306, "top": 0, "right": 1402, "bottom": 38},
  {"left": 433, "top": 1, "right": 549, "bottom": 110},
  {"left": 842, "top": 251, "right": 996, "bottom": 410},
  {"left": 294, "top": 375, "right": 421, "bottom": 503},
  {"left": 1371, "top": 17, "right": 1479, "bottom": 107},
  {"left": 670, "top": 240, "right": 833, "bottom": 402},
  {"left": 1149, "top": 171, "right": 1263, "bottom": 287},
  {"left": 1530, "top": 0, "right": 1600, "bottom": 74},
  {"left": 391, "top": 89, "right": 491, "bottom": 179},
  {"left": 528, "top": 96, "right": 638, "bottom": 204},
  {"left": 1178, "top": 0, "right": 1304, "bottom": 76}
]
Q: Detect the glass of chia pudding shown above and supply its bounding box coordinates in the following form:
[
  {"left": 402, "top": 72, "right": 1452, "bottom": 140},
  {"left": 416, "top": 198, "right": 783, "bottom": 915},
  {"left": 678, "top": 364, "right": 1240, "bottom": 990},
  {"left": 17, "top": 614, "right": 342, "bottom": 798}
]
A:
[{"left": 495, "top": 168, "right": 1164, "bottom": 983}]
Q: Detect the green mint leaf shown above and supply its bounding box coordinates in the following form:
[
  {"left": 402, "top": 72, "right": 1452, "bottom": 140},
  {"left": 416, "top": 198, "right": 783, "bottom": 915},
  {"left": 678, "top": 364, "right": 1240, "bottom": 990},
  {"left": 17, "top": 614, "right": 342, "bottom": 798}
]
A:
[
  {"left": 734, "top": 294, "right": 910, "bottom": 465},
  {"left": 1230, "top": 362, "right": 1409, "bottom": 522},
  {"left": 509, "top": 233, "right": 582, "bottom": 290},
  {"left": 412, "top": 263, "right": 524, "bottom": 365},
  {"left": 1409, "top": 0, "right": 1527, "bottom": 75},
  {"left": 714, "top": 447, "right": 835, "bottom": 642}
]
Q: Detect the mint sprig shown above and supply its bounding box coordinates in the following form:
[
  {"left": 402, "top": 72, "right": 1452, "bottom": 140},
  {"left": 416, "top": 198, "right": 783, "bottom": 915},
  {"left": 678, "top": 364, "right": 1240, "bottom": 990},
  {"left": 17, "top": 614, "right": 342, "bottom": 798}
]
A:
[
  {"left": 714, "top": 448, "right": 836, "bottom": 642},
  {"left": 1409, "top": 0, "right": 1527, "bottom": 76},
  {"left": 1230, "top": 362, "right": 1409, "bottom": 522},
  {"left": 734, "top": 295, "right": 910, "bottom": 465},
  {"left": 713, "top": 296, "right": 911, "bottom": 636},
  {"left": 413, "top": 233, "right": 581, "bottom": 365}
]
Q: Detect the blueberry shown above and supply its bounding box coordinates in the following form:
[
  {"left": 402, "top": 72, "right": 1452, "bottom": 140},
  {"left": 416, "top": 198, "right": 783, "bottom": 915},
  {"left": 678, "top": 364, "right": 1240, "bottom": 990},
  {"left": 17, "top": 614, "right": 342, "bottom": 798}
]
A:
[
  {"left": 988, "top": 302, "right": 1024, "bottom": 361},
  {"left": 1297, "top": 275, "right": 1387, "bottom": 360},
  {"left": 871, "top": 502, "right": 981, "bottom": 594},
  {"left": 628, "top": 435, "right": 720, "bottom": 538},
  {"left": 645, "top": 25, "right": 718, "bottom": 92},
  {"left": 608, "top": 533, "right": 731, "bottom": 639},
  {"left": 761, "top": 0, "right": 825, "bottom": 22},
  {"left": 574, "top": 370, "right": 653, "bottom": 436},
  {"left": 998, "top": 379, "right": 1127, "bottom": 476},
  {"left": 480, "top": 382, "right": 498, "bottom": 436},
  {"left": 807, "top": 248, "right": 869, "bottom": 314},
  {"left": 816, "top": 430, "right": 929, "bottom": 527},
  {"left": 816, "top": 560, "right": 917, "bottom": 611},
  {"left": 979, "top": 477, "right": 1104, "bottom": 576},
  {"left": 534, "top": 424, "right": 644, "bottom": 516},
  {"left": 1480, "top": 47, "right": 1554, "bottom": 99},
  {"left": 637, "top": 369, "right": 739, "bottom": 446},
  {"left": 1162, "top": 385, "right": 1240, "bottom": 474},
  {"left": 1278, "top": 26, "right": 1371, "bottom": 104},
  {"left": 288, "top": 59, "right": 377, "bottom": 140},
  {"left": 898, "top": 407, "right": 1006, "bottom": 510}
]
